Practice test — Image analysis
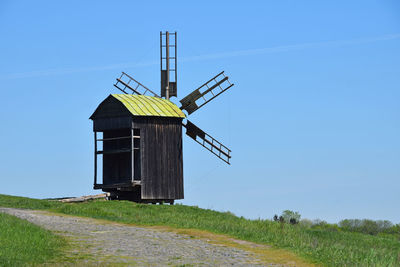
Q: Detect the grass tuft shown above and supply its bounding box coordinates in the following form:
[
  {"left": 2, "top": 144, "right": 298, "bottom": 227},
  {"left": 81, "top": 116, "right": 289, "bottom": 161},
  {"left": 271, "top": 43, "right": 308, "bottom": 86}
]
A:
[{"left": 0, "top": 212, "right": 64, "bottom": 266}]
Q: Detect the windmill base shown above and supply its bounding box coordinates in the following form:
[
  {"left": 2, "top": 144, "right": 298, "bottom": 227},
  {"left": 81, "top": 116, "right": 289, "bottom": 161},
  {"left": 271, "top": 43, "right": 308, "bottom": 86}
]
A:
[{"left": 102, "top": 188, "right": 175, "bottom": 205}]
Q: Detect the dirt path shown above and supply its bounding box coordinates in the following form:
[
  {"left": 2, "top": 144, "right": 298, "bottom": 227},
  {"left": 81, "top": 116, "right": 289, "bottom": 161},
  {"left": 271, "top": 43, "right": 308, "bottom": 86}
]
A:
[{"left": 0, "top": 207, "right": 304, "bottom": 266}]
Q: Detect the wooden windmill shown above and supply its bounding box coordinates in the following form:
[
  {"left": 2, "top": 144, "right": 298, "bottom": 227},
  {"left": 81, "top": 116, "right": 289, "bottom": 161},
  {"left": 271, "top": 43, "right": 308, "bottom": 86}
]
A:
[{"left": 90, "top": 31, "right": 234, "bottom": 203}]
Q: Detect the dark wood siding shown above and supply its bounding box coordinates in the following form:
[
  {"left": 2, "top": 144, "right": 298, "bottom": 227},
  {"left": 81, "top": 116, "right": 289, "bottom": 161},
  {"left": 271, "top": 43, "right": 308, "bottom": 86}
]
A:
[
  {"left": 93, "top": 117, "right": 132, "bottom": 131},
  {"left": 133, "top": 117, "right": 184, "bottom": 200},
  {"left": 90, "top": 95, "right": 131, "bottom": 119}
]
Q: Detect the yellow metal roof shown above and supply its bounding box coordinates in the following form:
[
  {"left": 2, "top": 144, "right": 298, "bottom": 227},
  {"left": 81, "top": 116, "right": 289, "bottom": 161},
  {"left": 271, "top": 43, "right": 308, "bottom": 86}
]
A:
[{"left": 111, "top": 94, "right": 186, "bottom": 118}]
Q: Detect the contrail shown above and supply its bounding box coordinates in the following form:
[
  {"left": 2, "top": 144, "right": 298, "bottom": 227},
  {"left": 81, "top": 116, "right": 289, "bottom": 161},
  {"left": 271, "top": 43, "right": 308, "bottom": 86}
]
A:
[
  {"left": 0, "top": 60, "right": 159, "bottom": 80},
  {"left": 181, "top": 33, "right": 400, "bottom": 62},
  {"left": 1, "top": 33, "right": 399, "bottom": 80}
]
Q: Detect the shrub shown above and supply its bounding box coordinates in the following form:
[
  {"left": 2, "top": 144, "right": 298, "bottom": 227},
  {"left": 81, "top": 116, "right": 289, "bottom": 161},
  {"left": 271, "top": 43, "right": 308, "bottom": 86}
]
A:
[
  {"left": 281, "top": 210, "right": 301, "bottom": 224},
  {"left": 339, "top": 219, "right": 395, "bottom": 235}
]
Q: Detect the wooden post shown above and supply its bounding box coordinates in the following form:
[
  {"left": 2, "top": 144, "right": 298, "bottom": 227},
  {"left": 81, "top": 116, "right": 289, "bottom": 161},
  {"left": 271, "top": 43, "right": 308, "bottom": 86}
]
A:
[
  {"left": 175, "top": 31, "right": 177, "bottom": 95},
  {"left": 94, "top": 131, "right": 97, "bottom": 186},
  {"left": 160, "top": 31, "right": 163, "bottom": 97},
  {"left": 131, "top": 128, "right": 134, "bottom": 182},
  {"left": 165, "top": 31, "right": 170, "bottom": 100}
]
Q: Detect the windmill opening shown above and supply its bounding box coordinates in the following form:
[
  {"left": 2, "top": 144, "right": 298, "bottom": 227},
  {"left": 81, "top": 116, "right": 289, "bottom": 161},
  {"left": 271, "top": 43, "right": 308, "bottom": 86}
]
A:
[
  {"left": 97, "top": 128, "right": 141, "bottom": 185},
  {"left": 103, "top": 129, "right": 130, "bottom": 184}
]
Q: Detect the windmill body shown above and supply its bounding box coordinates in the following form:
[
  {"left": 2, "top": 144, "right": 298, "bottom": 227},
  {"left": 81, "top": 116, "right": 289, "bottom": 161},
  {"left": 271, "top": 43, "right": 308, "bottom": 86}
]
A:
[
  {"left": 90, "top": 32, "right": 234, "bottom": 203},
  {"left": 90, "top": 94, "right": 184, "bottom": 202}
]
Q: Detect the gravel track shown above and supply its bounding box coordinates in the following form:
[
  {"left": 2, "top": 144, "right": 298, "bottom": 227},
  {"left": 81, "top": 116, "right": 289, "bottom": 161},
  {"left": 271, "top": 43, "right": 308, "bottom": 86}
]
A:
[{"left": 0, "top": 207, "right": 282, "bottom": 266}]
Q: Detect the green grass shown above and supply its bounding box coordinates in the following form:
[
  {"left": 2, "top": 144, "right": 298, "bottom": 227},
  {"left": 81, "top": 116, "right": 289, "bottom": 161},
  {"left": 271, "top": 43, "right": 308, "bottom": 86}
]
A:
[
  {"left": 0, "top": 212, "right": 64, "bottom": 266},
  {"left": 1, "top": 194, "right": 399, "bottom": 266}
]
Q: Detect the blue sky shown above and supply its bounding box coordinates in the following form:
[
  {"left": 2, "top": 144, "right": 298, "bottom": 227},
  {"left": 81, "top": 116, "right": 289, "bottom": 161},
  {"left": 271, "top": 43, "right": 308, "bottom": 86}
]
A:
[{"left": 0, "top": 1, "right": 399, "bottom": 223}]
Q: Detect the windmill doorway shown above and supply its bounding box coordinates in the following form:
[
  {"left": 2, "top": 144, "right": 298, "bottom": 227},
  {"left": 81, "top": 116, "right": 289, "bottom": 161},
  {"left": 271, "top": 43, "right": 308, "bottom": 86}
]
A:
[{"left": 94, "top": 128, "right": 141, "bottom": 188}]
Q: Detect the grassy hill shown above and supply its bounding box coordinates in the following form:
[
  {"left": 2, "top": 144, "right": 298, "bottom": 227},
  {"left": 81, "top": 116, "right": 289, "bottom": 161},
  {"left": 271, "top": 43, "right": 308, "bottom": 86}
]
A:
[
  {"left": 0, "top": 212, "right": 64, "bottom": 266},
  {"left": 0, "top": 194, "right": 399, "bottom": 266}
]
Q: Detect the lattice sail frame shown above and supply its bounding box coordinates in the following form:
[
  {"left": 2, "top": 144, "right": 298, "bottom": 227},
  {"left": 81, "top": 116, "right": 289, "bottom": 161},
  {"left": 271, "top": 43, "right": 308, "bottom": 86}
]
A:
[
  {"left": 114, "top": 72, "right": 160, "bottom": 97},
  {"left": 184, "top": 120, "right": 231, "bottom": 164},
  {"left": 180, "top": 71, "right": 234, "bottom": 115}
]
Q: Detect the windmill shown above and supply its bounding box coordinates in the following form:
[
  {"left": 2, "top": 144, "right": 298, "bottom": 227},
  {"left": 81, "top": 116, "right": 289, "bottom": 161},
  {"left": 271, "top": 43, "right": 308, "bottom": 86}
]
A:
[{"left": 90, "top": 31, "right": 234, "bottom": 203}]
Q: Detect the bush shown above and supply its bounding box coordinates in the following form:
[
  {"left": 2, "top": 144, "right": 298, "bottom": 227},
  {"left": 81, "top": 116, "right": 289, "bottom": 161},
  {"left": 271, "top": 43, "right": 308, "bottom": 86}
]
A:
[
  {"left": 281, "top": 210, "right": 301, "bottom": 224},
  {"left": 339, "top": 219, "right": 395, "bottom": 235},
  {"left": 385, "top": 224, "right": 400, "bottom": 235}
]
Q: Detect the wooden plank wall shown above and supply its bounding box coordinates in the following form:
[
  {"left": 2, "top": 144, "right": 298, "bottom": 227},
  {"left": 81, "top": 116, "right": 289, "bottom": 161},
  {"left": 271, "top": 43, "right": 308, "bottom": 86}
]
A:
[
  {"left": 134, "top": 117, "right": 184, "bottom": 200},
  {"left": 94, "top": 117, "right": 132, "bottom": 131}
]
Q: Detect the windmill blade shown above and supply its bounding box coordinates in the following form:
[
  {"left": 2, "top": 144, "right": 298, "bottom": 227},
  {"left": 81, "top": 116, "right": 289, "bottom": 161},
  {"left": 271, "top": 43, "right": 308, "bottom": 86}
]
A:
[
  {"left": 114, "top": 72, "right": 160, "bottom": 97},
  {"left": 179, "top": 71, "right": 234, "bottom": 115},
  {"left": 183, "top": 120, "right": 231, "bottom": 164}
]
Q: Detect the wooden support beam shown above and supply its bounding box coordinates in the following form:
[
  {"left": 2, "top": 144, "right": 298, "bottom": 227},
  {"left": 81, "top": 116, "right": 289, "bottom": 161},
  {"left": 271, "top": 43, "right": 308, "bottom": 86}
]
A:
[
  {"left": 96, "top": 136, "right": 139, "bottom": 141},
  {"left": 131, "top": 128, "right": 134, "bottom": 182},
  {"left": 94, "top": 181, "right": 141, "bottom": 190},
  {"left": 94, "top": 131, "right": 97, "bottom": 186},
  {"left": 59, "top": 193, "right": 110, "bottom": 203},
  {"left": 96, "top": 148, "right": 138, "bottom": 155}
]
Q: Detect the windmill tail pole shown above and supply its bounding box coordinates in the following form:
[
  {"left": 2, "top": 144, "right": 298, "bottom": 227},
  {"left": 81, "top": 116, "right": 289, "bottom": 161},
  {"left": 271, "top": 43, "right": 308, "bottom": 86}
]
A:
[{"left": 165, "top": 31, "right": 170, "bottom": 100}]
